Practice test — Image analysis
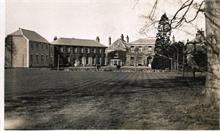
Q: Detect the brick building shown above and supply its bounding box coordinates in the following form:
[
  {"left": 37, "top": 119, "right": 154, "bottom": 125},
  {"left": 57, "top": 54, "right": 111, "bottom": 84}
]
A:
[
  {"left": 105, "top": 34, "right": 156, "bottom": 67},
  {"left": 105, "top": 34, "right": 128, "bottom": 66},
  {"left": 5, "top": 28, "right": 54, "bottom": 68},
  {"left": 126, "top": 38, "right": 156, "bottom": 67},
  {"left": 51, "top": 37, "right": 107, "bottom": 67}
]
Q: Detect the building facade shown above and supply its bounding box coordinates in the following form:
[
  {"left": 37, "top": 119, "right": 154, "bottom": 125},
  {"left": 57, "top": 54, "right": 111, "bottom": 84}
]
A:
[
  {"left": 105, "top": 35, "right": 128, "bottom": 66},
  {"left": 105, "top": 34, "right": 156, "bottom": 67},
  {"left": 5, "top": 28, "right": 54, "bottom": 68},
  {"left": 126, "top": 38, "right": 155, "bottom": 67},
  {"left": 51, "top": 37, "right": 107, "bottom": 67}
]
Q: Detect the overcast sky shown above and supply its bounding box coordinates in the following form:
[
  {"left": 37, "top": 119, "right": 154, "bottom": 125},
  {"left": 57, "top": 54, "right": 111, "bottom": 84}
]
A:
[{"left": 6, "top": 0, "right": 205, "bottom": 46}]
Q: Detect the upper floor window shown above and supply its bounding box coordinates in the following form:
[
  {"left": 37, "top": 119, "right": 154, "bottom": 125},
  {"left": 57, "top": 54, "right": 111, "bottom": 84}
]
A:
[
  {"left": 41, "top": 44, "right": 44, "bottom": 49},
  {"left": 148, "top": 46, "right": 152, "bottom": 51},
  {"left": 50, "top": 46, "right": 53, "bottom": 53},
  {"left": 85, "top": 48, "right": 88, "bottom": 54},
  {"left": 99, "top": 48, "right": 102, "bottom": 54},
  {"left": 75, "top": 48, "right": 78, "bottom": 53},
  {"left": 46, "top": 44, "right": 48, "bottom": 50},
  {"left": 88, "top": 48, "right": 90, "bottom": 53},
  {"left": 60, "top": 47, "right": 64, "bottom": 53},
  {"left": 94, "top": 48, "right": 96, "bottom": 53},
  {"left": 36, "top": 55, "right": 39, "bottom": 64},
  {"left": 30, "top": 43, "right": 34, "bottom": 50},
  {"left": 67, "top": 47, "right": 71, "bottom": 53},
  {"left": 36, "top": 43, "right": 39, "bottom": 49},
  {"left": 41, "top": 55, "right": 44, "bottom": 63},
  {"left": 81, "top": 48, "right": 84, "bottom": 53},
  {"left": 46, "top": 55, "right": 48, "bottom": 62},
  {"left": 139, "top": 47, "right": 142, "bottom": 52},
  {"left": 30, "top": 55, "right": 33, "bottom": 64}
]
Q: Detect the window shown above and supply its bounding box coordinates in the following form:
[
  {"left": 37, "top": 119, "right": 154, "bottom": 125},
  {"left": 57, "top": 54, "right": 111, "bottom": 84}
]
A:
[
  {"left": 30, "top": 43, "right": 34, "bottom": 50},
  {"left": 88, "top": 48, "right": 90, "bottom": 53},
  {"left": 50, "top": 46, "right": 53, "bottom": 53},
  {"left": 41, "top": 55, "right": 44, "bottom": 64},
  {"left": 67, "top": 57, "right": 71, "bottom": 62},
  {"left": 41, "top": 44, "right": 44, "bottom": 49},
  {"left": 46, "top": 44, "right": 48, "bottom": 50},
  {"left": 99, "top": 48, "right": 102, "bottom": 54},
  {"left": 81, "top": 48, "right": 84, "bottom": 53},
  {"left": 94, "top": 48, "right": 96, "bottom": 53},
  {"left": 75, "top": 48, "right": 78, "bottom": 53},
  {"left": 46, "top": 55, "right": 48, "bottom": 62},
  {"left": 36, "top": 43, "right": 39, "bottom": 49},
  {"left": 67, "top": 47, "right": 71, "bottom": 53},
  {"left": 148, "top": 46, "right": 152, "bottom": 51},
  {"left": 139, "top": 46, "right": 142, "bottom": 52},
  {"left": 36, "top": 55, "right": 39, "bottom": 64},
  {"left": 30, "top": 55, "right": 33, "bottom": 64},
  {"left": 60, "top": 47, "right": 64, "bottom": 52},
  {"left": 85, "top": 48, "right": 88, "bottom": 54},
  {"left": 90, "top": 48, "right": 93, "bottom": 53},
  {"left": 130, "top": 46, "right": 134, "bottom": 52}
]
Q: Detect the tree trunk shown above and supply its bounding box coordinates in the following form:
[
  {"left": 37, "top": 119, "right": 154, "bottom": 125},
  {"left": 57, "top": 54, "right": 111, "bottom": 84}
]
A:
[{"left": 204, "top": 0, "right": 220, "bottom": 106}]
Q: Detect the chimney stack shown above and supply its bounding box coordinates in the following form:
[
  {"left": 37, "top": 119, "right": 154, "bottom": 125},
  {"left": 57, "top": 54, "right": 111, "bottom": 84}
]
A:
[
  {"left": 96, "top": 36, "right": 100, "bottom": 43},
  {"left": 109, "top": 37, "right": 111, "bottom": 46},
  {"left": 121, "top": 34, "right": 124, "bottom": 41},
  {"left": 126, "top": 35, "right": 129, "bottom": 43},
  {"left": 54, "top": 36, "right": 57, "bottom": 41}
]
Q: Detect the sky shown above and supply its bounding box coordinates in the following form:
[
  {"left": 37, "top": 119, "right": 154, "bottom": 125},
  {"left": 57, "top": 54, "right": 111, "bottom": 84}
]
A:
[{"left": 6, "top": 0, "right": 205, "bottom": 46}]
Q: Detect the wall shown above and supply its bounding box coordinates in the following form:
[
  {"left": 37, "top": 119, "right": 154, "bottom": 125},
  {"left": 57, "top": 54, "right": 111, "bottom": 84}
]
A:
[
  {"left": 5, "top": 35, "right": 28, "bottom": 67},
  {"left": 29, "top": 41, "right": 50, "bottom": 67}
]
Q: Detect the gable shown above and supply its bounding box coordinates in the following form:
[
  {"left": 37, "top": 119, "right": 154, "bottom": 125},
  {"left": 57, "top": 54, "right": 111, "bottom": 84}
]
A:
[{"left": 106, "top": 39, "right": 127, "bottom": 53}]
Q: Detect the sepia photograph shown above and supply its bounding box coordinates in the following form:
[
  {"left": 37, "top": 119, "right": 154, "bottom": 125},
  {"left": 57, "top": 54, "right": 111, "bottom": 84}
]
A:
[{"left": 2, "top": 0, "right": 220, "bottom": 130}]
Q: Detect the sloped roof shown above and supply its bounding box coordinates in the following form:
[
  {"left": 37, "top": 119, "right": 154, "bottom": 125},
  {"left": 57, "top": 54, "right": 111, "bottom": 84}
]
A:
[
  {"left": 51, "top": 37, "right": 107, "bottom": 47},
  {"left": 106, "top": 38, "right": 127, "bottom": 52},
  {"left": 9, "top": 28, "right": 49, "bottom": 43},
  {"left": 128, "top": 38, "right": 156, "bottom": 45}
]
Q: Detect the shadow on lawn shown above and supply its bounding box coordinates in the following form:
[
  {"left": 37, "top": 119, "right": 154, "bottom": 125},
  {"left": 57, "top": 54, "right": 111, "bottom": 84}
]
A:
[{"left": 6, "top": 73, "right": 215, "bottom": 130}]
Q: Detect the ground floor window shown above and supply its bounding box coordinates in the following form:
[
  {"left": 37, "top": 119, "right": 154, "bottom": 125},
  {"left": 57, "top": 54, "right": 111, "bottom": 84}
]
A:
[
  {"left": 41, "top": 55, "right": 44, "bottom": 64},
  {"left": 30, "top": 55, "right": 33, "bottom": 65},
  {"left": 36, "top": 55, "right": 39, "bottom": 64},
  {"left": 110, "top": 59, "right": 121, "bottom": 66}
]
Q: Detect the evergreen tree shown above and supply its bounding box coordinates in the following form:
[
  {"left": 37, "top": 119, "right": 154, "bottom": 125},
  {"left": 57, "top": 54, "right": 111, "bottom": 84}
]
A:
[{"left": 155, "top": 13, "right": 171, "bottom": 56}]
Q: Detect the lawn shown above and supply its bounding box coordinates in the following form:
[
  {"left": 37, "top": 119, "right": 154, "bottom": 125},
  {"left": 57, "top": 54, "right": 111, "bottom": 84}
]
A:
[{"left": 4, "top": 69, "right": 219, "bottom": 129}]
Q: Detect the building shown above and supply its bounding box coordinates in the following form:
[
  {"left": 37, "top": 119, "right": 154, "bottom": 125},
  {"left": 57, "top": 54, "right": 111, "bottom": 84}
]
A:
[
  {"left": 51, "top": 37, "right": 107, "bottom": 67},
  {"left": 105, "top": 34, "right": 128, "bottom": 66},
  {"left": 5, "top": 28, "right": 54, "bottom": 68},
  {"left": 105, "top": 34, "right": 156, "bottom": 67},
  {"left": 126, "top": 38, "right": 156, "bottom": 67}
]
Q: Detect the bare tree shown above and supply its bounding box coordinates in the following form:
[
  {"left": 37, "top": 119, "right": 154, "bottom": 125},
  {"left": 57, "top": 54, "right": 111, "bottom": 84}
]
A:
[{"left": 136, "top": 0, "right": 220, "bottom": 105}]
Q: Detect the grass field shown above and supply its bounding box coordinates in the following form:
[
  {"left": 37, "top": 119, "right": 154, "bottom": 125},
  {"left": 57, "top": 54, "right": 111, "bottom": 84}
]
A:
[{"left": 5, "top": 69, "right": 219, "bottom": 129}]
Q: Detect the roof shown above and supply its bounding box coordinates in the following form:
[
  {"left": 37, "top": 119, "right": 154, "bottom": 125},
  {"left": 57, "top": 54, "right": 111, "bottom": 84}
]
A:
[
  {"left": 128, "top": 38, "right": 156, "bottom": 45},
  {"left": 9, "top": 28, "right": 49, "bottom": 43},
  {"left": 106, "top": 38, "right": 127, "bottom": 52},
  {"left": 51, "top": 37, "right": 107, "bottom": 47}
]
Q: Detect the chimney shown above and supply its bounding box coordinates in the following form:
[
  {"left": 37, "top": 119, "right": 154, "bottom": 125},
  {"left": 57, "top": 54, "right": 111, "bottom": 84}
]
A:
[
  {"left": 109, "top": 37, "right": 111, "bottom": 46},
  {"left": 96, "top": 36, "right": 100, "bottom": 43},
  {"left": 54, "top": 36, "right": 57, "bottom": 41},
  {"left": 121, "top": 34, "right": 124, "bottom": 41},
  {"left": 126, "top": 35, "right": 129, "bottom": 43}
]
